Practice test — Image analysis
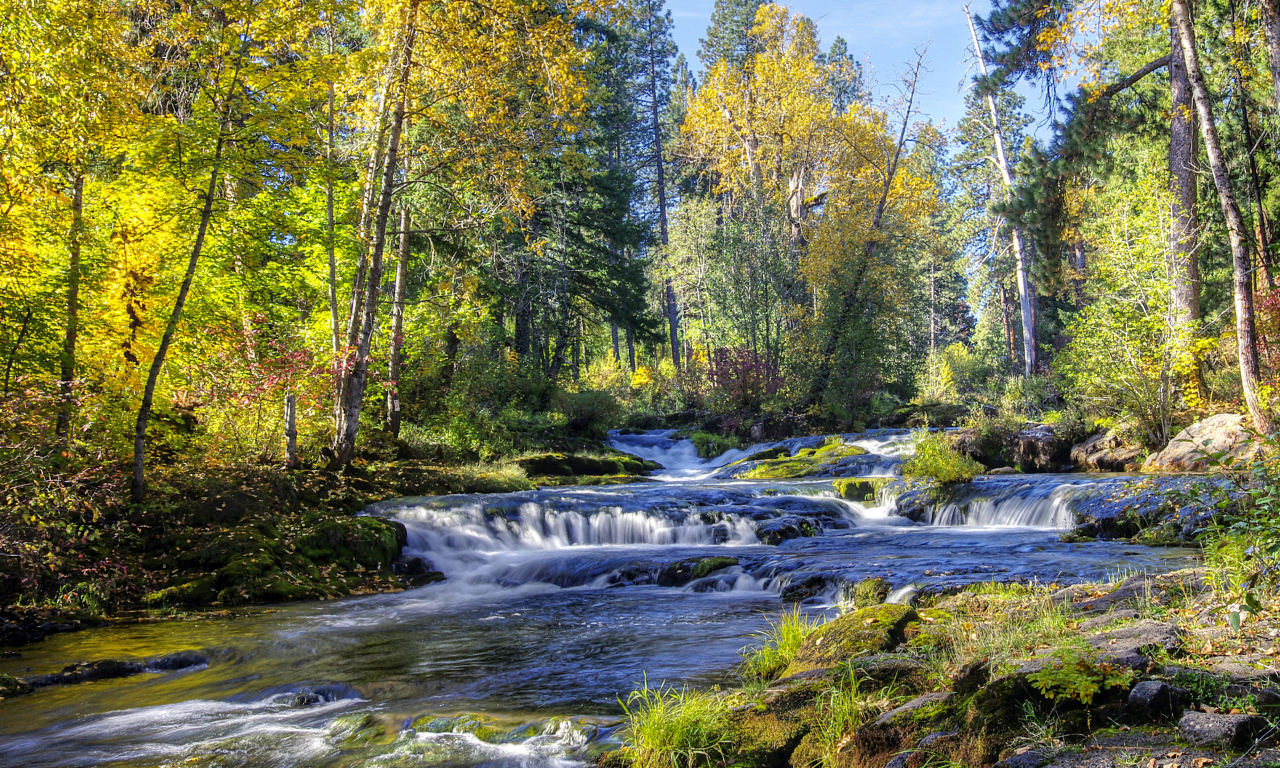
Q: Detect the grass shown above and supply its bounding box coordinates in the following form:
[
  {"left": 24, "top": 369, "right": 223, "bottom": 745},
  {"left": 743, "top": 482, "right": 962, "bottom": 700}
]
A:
[
  {"left": 739, "top": 606, "right": 826, "bottom": 683},
  {"left": 620, "top": 679, "right": 732, "bottom": 768}
]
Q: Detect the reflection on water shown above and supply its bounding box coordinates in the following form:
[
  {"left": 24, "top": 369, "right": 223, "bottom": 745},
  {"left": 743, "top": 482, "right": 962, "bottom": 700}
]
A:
[{"left": 0, "top": 430, "right": 1196, "bottom": 768}]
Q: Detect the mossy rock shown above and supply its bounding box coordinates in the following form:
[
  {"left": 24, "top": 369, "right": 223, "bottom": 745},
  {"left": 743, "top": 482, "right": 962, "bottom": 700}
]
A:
[
  {"left": 328, "top": 713, "right": 390, "bottom": 748},
  {"left": 833, "top": 478, "right": 889, "bottom": 502},
  {"left": 293, "top": 517, "right": 405, "bottom": 571},
  {"left": 146, "top": 574, "right": 217, "bottom": 605},
  {"left": 739, "top": 446, "right": 790, "bottom": 463},
  {"left": 847, "top": 577, "right": 891, "bottom": 608},
  {"left": 515, "top": 453, "right": 658, "bottom": 477},
  {"left": 724, "top": 709, "right": 810, "bottom": 768},
  {"left": 0, "top": 673, "right": 31, "bottom": 698},
  {"left": 841, "top": 653, "right": 931, "bottom": 695},
  {"left": 782, "top": 604, "right": 918, "bottom": 677},
  {"left": 692, "top": 556, "right": 739, "bottom": 580},
  {"left": 739, "top": 443, "right": 868, "bottom": 480},
  {"left": 411, "top": 714, "right": 506, "bottom": 743},
  {"left": 533, "top": 474, "right": 651, "bottom": 487},
  {"left": 902, "top": 607, "right": 954, "bottom": 653},
  {"left": 656, "top": 556, "right": 739, "bottom": 586}
]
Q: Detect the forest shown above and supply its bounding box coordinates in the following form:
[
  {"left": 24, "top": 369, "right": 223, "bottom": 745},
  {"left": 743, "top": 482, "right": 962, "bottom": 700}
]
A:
[{"left": 6, "top": 0, "right": 1280, "bottom": 766}]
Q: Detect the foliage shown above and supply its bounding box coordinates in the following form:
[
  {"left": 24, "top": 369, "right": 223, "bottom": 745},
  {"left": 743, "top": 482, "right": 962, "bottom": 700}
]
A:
[
  {"left": 1025, "top": 647, "right": 1135, "bottom": 705},
  {"left": 900, "top": 432, "right": 985, "bottom": 485},
  {"left": 690, "top": 431, "right": 740, "bottom": 460},
  {"left": 620, "top": 679, "right": 732, "bottom": 768},
  {"left": 738, "top": 606, "right": 825, "bottom": 683}
]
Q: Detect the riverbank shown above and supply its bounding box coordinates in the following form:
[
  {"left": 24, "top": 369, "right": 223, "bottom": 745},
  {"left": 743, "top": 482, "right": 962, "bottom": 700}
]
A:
[
  {"left": 0, "top": 447, "right": 661, "bottom": 642},
  {"left": 605, "top": 570, "right": 1280, "bottom": 768}
]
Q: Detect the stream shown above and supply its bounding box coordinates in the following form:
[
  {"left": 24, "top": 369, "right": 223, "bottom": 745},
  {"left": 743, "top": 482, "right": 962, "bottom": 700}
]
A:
[{"left": 0, "top": 430, "right": 1198, "bottom": 768}]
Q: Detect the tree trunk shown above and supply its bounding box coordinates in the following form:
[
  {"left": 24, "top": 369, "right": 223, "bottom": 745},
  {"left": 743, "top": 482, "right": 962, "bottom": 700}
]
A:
[
  {"left": 647, "top": 19, "right": 680, "bottom": 370},
  {"left": 387, "top": 205, "right": 409, "bottom": 437},
  {"left": 611, "top": 321, "right": 620, "bottom": 363},
  {"left": 284, "top": 393, "right": 298, "bottom": 468},
  {"left": 1169, "top": 15, "right": 1202, "bottom": 326},
  {"left": 326, "top": 74, "right": 341, "bottom": 354},
  {"left": 626, "top": 325, "right": 636, "bottom": 372},
  {"left": 134, "top": 140, "right": 226, "bottom": 502},
  {"left": 1171, "top": 0, "right": 1272, "bottom": 432},
  {"left": 56, "top": 173, "right": 84, "bottom": 439},
  {"left": 1260, "top": 0, "right": 1280, "bottom": 117},
  {"left": 331, "top": 1, "right": 419, "bottom": 467},
  {"left": 967, "top": 7, "right": 1036, "bottom": 375},
  {"left": 666, "top": 278, "right": 681, "bottom": 369},
  {"left": 1000, "top": 280, "right": 1017, "bottom": 365}
]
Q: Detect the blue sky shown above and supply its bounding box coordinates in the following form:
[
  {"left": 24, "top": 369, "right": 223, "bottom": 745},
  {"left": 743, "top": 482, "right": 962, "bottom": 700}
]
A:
[{"left": 667, "top": 0, "right": 1051, "bottom": 134}]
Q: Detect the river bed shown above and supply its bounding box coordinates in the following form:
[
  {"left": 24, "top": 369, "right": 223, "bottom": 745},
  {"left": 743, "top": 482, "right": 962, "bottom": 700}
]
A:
[{"left": 0, "top": 430, "right": 1197, "bottom": 768}]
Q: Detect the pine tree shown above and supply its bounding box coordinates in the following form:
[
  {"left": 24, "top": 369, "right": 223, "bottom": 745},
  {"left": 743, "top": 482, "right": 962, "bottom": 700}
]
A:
[{"left": 697, "top": 0, "right": 764, "bottom": 70}]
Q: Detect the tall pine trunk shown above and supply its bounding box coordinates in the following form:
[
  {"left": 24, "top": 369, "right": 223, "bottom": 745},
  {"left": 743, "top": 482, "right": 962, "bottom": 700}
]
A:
[
  {"left": 56, "top": 173, "right": 84, "bottom": 439},
  {"left": 1260, "top": 0, "right": 1280, "bottom": 117},
  {"left": 967, "top": 7, "right": 1036, "bottom": 375},
  {"left": 1172, "top": 0, "right": 1272, "bottom": 432},
  {"left": 1169, "top": 15, "right": 1201, "bottom": 325}
]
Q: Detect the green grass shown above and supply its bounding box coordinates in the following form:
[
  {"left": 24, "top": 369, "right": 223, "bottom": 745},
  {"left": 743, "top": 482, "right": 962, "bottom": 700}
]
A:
[
  {"left": 620, "top": 679, "right": 732, "bottom": 768},
  {"left": 739, "top": 606, "right": 825, "bottom": 683},
  {"left": 690, "top": 432, "right": 741, "bottom": 460}
]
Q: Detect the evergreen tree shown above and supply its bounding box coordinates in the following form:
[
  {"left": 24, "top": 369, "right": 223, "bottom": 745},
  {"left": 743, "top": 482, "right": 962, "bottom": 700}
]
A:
[{"left": 697, "top": 0, "right": 764, "bottom": 70}]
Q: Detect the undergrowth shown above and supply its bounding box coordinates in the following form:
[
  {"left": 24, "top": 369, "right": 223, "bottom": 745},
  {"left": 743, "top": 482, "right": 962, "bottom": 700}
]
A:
[
  {"left": 620, "top": 679, "right": 732, "bottom": 768},
  {"left": 738, "top": 606, "right": 825, "bottom": 683}
]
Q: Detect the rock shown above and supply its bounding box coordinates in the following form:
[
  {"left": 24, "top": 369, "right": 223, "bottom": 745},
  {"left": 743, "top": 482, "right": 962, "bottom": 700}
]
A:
[
  {"left": 148, "top": 651, "right": 208, "bottom": 670},
  {"left": 1087, "top": 620, "right": 1182, "bottom": 671},
  {"left": 1006, "top": 425, "right": 1069, "bottom": 473},
  {"left": 1143, "top": 414, "right": 1257, "bottom": 472},
  {"left": 1070, "top": 431, "right": 1144, "bottom": 472},
  {"left": 1178, "top": 710, "right": 1268, "bottom": 749},
  {"left": 1206, "top": 655, "right": 1280, "bottom": 685},
  {"left": 779, "top": 575, "right": 829, "bottom": 602},
  {"left": 657, "top": 556, "right": 739, "bottom": 587},
  {"left": 0, "top": 672, "right": 31, "bottom": 698},
  {"left": 26, "top": 659, "right": 147, "bottom": 689},
  {"left": 782, "top": 604, "right": 918, "bottom": 677},
  {"left": 847, "top": 577, "right": 891, "bottom": 608},
  {"left": 756, "top": 516, "right": 818, "bottom": 546},
  {"left": 884, "top": 753, "right": 911, "bottom": 768},
  {"left": 1079, "top": 609, "right": 1139, "bottom": 631},
  {"left": 1068, "top": 574, "right": 1158, "bottom": 614},
  {"left": 917, "top": 730, "right": 958, "bottom": 748},
  {"left": 843, "top": 654, "right": 930, "bottom": 694},
  {"left": 391, "top": 555, "right": 431, "bottom": 575},
  {"left": 993, "top": 751, "right": 1049, "bottom": 768},
  {"left": 851, "top": 692, "right": 953, "bottom": 753},
  {"left": 950, "top": 658, "right": 990, "bottom": 695},
  {"left": 987, "top": 466, "right": 1019, "bottom": 474},
  {"left": 1126, "top": 680, "right": 1182, "bottom": 722}
]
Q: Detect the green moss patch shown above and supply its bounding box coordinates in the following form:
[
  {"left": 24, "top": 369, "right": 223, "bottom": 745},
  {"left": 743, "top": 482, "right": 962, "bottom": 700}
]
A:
[
  {"left": 514, "top": 452, "right": 660, "bottom": 477},
  {"left": 833, "top": 478, "right": 890, "bottom": 502},
  {"left": 736, "top": 441, "right": 868, "bottom": 480},
  {"left": 782, "top": 604, "right": 917, "bottom": 677}
]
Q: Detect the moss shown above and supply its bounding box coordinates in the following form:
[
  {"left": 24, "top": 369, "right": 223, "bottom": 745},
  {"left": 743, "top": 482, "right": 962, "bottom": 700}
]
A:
[
  {"left": 724, "top": 709, "right": 810, "bottom": 768},
  {"left": 848, "top": 577, "right": 891, "bottom": 608},
  {"left": 782, "top": 604, "right": 918, "bottom": 677},
  {"left": 596, "top": 750, "right": 634, "bottom": 768},
  {"left": 533, "top": 474, "right": 652, "bottom": 487},
  {"left": 0, "top": 673, "right": 31, "bottom": 698},
  {"left": 691, "top": 432, "right": 741, "bottom": 459},
  {"left": 902, "top": 607, "right": 953, "bottom": 652},
  {"left": 411, "top": 714, "right": 507, "bottom": 743},
  {"left": 292, "top": 517, "right": 404, "bottom": 571},
  {"left": 514, "top": 452, "right": 659, "bottom": 477},
  {"left": 738, "top": 443, "right": 869, "bottom": 480},
  {"left": 691, "top": 556, "right": 739, "bottom": 580},
  {"left": 832, "top": 478, "right": 888, "bottom": 502}
]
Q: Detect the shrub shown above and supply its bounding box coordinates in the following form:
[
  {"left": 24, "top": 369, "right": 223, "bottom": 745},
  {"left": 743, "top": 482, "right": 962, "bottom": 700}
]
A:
[
  {"left": 1026, "top": 647, "right": 1135, "bottom": 705},
  {"left": 690, "top": 431, "right": 740, "bottom": 460},
  {"left": 739, "top": 606, "right": 825, "bottom": 682},
  {"left": 554, "top": 389, "right": 622, "bottom": 438},
  {"left": 900, "top": 432, "right": 985, "bottom": 484},
  {"left": 620, "top": 680, "right": 731, "bottom": 768}
]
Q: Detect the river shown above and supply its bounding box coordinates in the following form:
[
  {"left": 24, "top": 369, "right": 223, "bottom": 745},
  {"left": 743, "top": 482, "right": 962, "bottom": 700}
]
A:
[{"left": 0, "top": 430, "right": 1196, "bottom": 768}]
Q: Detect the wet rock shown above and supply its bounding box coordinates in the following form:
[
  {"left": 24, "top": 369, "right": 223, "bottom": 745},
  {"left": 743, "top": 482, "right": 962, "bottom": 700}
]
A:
[
  {"left": 847, "top": 577, "right": 891, "bottom": 608},
  {"left": 26, "top": 659, "right": 146, "bottom": 688},
  {"left": 783, "top": 604, "right": 918, "bottom": 677},
  {"left": 779, "top": 575, "right": 829, "bottom": 602},
  {"left": 0, "top": 672, "right": 31, "bottom": 698},
  {"left": 1087, "top": 620, "right": 1182, "bottom": 670},
  {"left": 993, "top": 751, "right": 1049, "bottom": 768},
  {"left": 1143, "top": 414, "right": 1257, "bottom": 472},
  {"left": 987, "top": 466, "right": 1019, "bottom": 475},
  {"left": 656, "top": 556, "right": 738, "bottom": 587},
  {"left": 756, "top": 516, "right": 818, "bottom": 545},
  {"left": 391, "top": 555, "right": 432, "bottom": 575},
  {"left": 1126, "top": 680, "right": 1182, "bottom": 722},
  {"left": 149, "top": 651, "right": 208, "bottom": 670},
  {"left": 1178, "top": 710, "right": 1268, "bottom": 749}
]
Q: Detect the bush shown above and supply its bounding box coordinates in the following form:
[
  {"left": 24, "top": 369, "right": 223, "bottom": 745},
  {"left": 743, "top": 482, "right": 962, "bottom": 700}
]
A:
[
  {"left": 738, "top": 606, "right": 824, "bottom": 682},
  {"left": 621, "top": 680, "right": 732, "bottom": 768},
  {"left": 901, "top": 431, "right": 985, "bottom": 484},
  {"left": 554, "top": 389, "right": 622, "bottom": 438},
  {"left": 690, "top": 431, "right": 740, "bottom": 460}
]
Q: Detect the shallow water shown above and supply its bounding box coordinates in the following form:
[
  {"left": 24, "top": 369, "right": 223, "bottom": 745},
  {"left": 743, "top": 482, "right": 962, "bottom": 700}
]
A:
[{"left": 0, "top": 430, "right": 1196, "bottom": 768}]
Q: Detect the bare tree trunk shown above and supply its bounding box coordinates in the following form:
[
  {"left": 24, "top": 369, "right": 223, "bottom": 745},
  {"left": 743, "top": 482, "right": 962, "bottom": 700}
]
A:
[
  {"left": 645, "top": 15, "right": 680, "bottom": 370},
  {"left": 1172, "top": 0, "right": 1272, "bottom": 432},
  {"left": 56, "top": 173, "right": 84, "bottom": 439},
  {"left": 967, "top": 6, "right": 1036, "bottom": 375},
  {"left": 1071, "top": 239, "right": 1087, "bottom": 302},
  {"left": 134, "top": 137, "right": 227, "bottom": 502},
  {"left": 284, "top": 393, "right": 298, "bottom": 468},
  {"left": 1169, "top": 15, "right": 1202, "bottom": 325},
  {"left": 387, "top": 205, "right": 409, "bottom": 437},
  {"left": 326, "top": 32, "right": 341, "bottom": 355},
  {"left": 1000, "top": 280, "right": 1017, "bottom": 366},
  {"left": 626, "top": 325, "right": 636, "bottom": 372},
  {"left": 666, "top": 279, "right": 681, "bottom": 369},
  {"left": 1260, "top": 0, "right": 1280, "bottom": 116},
  {"left": 611, "top": 321, "right": 620, "bottom": 363},
  {"left": 331, "top": 1, "right": 419, "bottom": 467}
]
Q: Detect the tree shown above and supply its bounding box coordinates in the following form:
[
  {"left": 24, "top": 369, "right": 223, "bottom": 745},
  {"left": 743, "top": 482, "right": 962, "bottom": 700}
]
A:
[{"left": 698, "top": 0, "right": 765, "bottom": 70}]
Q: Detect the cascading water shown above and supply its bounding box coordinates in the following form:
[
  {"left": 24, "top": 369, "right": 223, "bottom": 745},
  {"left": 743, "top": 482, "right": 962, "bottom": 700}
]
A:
[{"left": 0, "top": 428, "right": 1196, "bottom": 768}]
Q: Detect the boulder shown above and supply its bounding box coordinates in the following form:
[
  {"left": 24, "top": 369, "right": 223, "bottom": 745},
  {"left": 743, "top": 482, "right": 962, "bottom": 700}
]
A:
[
  {"left": 850, "top": 692, "right": 953, "bottom": 753},
  {"left": 782, "top": 604, "right": 917, "bottom": 677},
  {"left": 993, "top": 752, "right": 1049, "bottom": 768},
  {"left": 1070, "top": 431, "right": 1144, "bottom": 472},
  {"left": 1126, "top": 680, "right": 1182, "bottom": 722},
  {"left": 1143, "top": 414, "right": 1257, "bottom": 472},
  {"left": 1086, "top": 620, "right": 1183, "bottom": 671},
  {"left": 843, "top": 654, "right": 930, "bottom": 694},
  {"left": 1007, "top": 425, "right": 1070, "bottom": 472},
  {"left": 1178, "top": 711, "right": 1268, "bottom": 749}
]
